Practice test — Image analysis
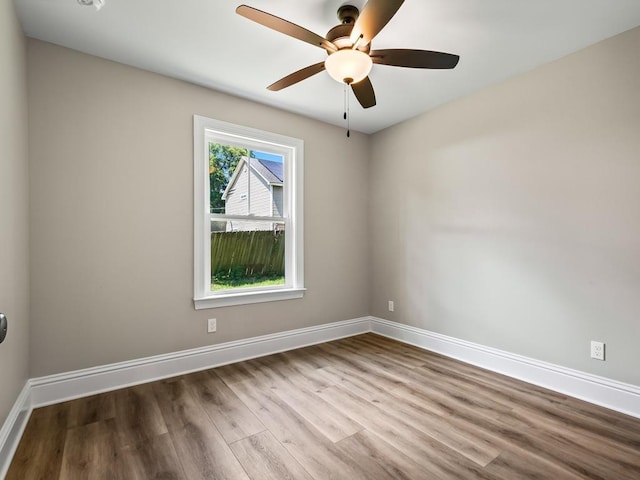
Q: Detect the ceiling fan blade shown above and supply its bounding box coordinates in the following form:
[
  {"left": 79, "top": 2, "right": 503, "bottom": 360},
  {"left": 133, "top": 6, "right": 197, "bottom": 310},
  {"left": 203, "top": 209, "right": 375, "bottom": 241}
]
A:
[
  {"left": 267, "top": 62, "right": 326, "bottom": 91},
  {"left": 237, "top": 5, "right": 337, "bottom": 52},
  {"left": 350, "top": 0, "right": 405, "bottom": 47},
  {"left": 351, "top": 77, "right": 376, "bottom": 108},
  {"left": 370, "top": 49, "right": 460, "bottom": 69}
]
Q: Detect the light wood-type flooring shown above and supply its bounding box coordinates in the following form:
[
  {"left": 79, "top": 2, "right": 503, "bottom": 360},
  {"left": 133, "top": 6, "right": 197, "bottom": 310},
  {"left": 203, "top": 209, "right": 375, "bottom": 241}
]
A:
[{"left": 7, "top": 333, "right": 640, "bottom": 479}]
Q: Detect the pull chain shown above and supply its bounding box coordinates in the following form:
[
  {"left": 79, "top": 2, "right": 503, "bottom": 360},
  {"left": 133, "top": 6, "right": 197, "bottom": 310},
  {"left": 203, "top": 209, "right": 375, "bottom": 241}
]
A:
[
  {"left": 343, "top": 83, "right": 347, "bottom": 121},
  {"left": 343, "top": 83, "right": 350, "bottom": 138}
]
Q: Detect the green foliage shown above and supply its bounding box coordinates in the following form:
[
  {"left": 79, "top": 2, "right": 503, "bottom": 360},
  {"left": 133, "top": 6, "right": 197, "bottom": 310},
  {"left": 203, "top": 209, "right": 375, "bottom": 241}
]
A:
[
  {"left": 211, "top": 275, "right": 285, "bottom": 291},
  {"left": 209, "top": 143, "right": 248, "bottom": 213}
]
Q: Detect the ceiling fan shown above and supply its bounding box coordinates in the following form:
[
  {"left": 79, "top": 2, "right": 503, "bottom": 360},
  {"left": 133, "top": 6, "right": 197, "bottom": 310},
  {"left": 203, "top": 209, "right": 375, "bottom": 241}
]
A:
[{"left": 236, "top": 0, "right": 460, "bottom": 109}]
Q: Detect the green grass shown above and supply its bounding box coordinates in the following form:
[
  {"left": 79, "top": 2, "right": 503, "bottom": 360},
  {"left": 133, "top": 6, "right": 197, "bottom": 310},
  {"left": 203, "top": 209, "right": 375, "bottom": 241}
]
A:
[{"left": 211, "top": 276, "right": 285, "bottom": 291}]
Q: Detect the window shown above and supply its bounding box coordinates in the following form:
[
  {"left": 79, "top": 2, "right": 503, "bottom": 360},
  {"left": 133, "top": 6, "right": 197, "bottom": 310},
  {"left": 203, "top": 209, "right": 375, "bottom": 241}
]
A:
[{"left": 193, "top": 115, "right": 304, "bottom": 309}]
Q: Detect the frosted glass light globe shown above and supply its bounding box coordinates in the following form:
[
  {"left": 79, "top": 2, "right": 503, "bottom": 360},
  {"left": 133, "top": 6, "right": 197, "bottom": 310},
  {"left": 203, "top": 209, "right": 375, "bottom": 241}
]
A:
[{"left": 325, "top": 49, "right": 373, "bottom": 84}]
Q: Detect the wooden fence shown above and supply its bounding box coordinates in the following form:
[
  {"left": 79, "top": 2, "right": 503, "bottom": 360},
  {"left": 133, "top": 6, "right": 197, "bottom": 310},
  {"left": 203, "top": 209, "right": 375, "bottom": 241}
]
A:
[{"left": 211, "top": 230, "right": 285, "bottom": 277}]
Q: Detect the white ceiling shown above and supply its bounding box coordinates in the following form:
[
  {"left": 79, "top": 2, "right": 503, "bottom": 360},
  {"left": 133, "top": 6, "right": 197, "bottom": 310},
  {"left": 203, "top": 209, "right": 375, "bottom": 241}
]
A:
[{"left": 15, "top": 0, "right": 640, "bottom": 134}]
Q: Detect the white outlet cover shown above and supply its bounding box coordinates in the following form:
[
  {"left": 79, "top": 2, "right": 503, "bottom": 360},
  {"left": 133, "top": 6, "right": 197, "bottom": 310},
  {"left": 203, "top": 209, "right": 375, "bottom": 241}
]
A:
[
  {"left": 590, "top": 340, "right": 605, "bottom": 360},
  {"left": 207, "top": 318, "right": 217, "bottom": 333}
]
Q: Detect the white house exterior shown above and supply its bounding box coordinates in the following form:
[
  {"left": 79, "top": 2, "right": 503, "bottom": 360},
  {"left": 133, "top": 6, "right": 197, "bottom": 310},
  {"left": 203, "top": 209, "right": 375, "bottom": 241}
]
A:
[{"left": 222, "top": 156, "right": 283, "bottom": 231}]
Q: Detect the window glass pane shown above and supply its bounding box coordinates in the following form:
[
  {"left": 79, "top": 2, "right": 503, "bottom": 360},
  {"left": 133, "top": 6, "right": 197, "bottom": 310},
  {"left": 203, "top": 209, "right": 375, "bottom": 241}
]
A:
[
  {"left": 209, "top": 143, "right": 284, "bottom": 219},
  {"left": 209, "top": 143, "right": 248, "bottom": 215},
  {"left": 208, "top": 141, "right": 286, "bottom": 292},
  {"left": 210, "top": 223, "right": 285, "bottom": 291},
  {"left": 246, "top": 152, "right": 285, "bottom": 219}
]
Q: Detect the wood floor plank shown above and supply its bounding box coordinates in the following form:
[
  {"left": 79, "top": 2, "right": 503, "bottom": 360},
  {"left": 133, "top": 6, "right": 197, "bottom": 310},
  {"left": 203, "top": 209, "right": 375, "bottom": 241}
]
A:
[
  {"left": 347, "top": 333, "right": 438, "bottom": 365},
  {"left": 315, "top": 362, "right": 507, "bottom": 466},
  {"left": 321, "top": 343, "right": 512, "bottom": 422},
  {"left": 230, "top": 430, "right": 313, "bottom": 480},
  {"left": 499, "top": 407, "right": 640, "bottom": 480},
  {"left": 152, "top": 377, "right": 212, "bottom": 432},
  {"left": 229, "top": 379, "right": 398, "bottom": 480},
  {"left": 312, "top": 343, "right": 384, "bottom": 378},
  {"left": 5, "top": 403, "right": 68, "bottom": 480},
  {"left": 331, "top": 378, "right": 504, "bottom": 468},
  {"left": 513, "top": 400, "right": 640, "bottom": 461},
  {"left": 327, "top": 338, "right": 422, "bottom": 379},
  {"left": 415, "top": 360, "right": 569, "bottom": 419},
  {"left": 336, "top": 429, "right": 447, "bottom": 480},
  {"left": 317, "top": 384, "right": 495, "bottom": 479},
  {"left": 369, "top": 384, "right": 503, "bottom": 466},
  {"left": 555, "top": 396, "right": 640, "bottom": 447},
  {"left": 392, "top": 373, "right": 513, "bottom": 420},
  {"left": 418, "top": 347, "right": 569, "bottom": 406},
  {"left": 405, "top": 363, "right": 517, "bottom": 413},
  {"left": 330, "top": 339, "right": 516, "bottom": 419},
  {"left": 213, "top": 361, "right": 257, "bottom": 385},
  {"left": 317, "top": 362, "right": 452, "bottom": 417},
  {"left": 244, "top": 354, "right": 363, "bottom": 443},
  {"left": 59, "top": 419, "right": 129, "bottom": 480},
  {"left": 281, "top": 346, "right": 332, "bottom": 370},
  {"left": 279, "top": 349, "right": 334, "bottom": 382},
  {"left": 7, "top": 333, "right": 640, "bottom": 480},
  {"left": 314, "top": 351, "right": 406, "bottom": 396},
  {"left": 66, "top": 391, "right": 116, "bottom": 429},
  {"left": 189, "top": 370, "right": 265, "bottom": 443},
  {"left": 483, "top": 448, "right": 587, "bottom": 480},
  {"left": 170, "top": 423, "right": 250, "bottom": 480},
  {"left": 239, "top": 357, "right": 290, "bottom": 389},
  {"left": 338, "top": 335, "right": 428, "bottom": 368},
  {"left": 271, "top": 377, "right": 363, "bottom": 443},
  {"left": 122, "top": 433, "right": 186, "bottom": 480},
  {"left": 112, "top": 383, "right": 168, "bottom": 447},
  {"left": 250, "top": 353, "right": 333, "bottom": 392}
]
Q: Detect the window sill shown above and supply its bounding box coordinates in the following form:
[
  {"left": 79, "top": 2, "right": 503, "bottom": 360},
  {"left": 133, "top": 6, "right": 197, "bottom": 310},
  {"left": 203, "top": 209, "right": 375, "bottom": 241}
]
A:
[{"left": 194, "top": 287, "right": 306, "bottom": 310}]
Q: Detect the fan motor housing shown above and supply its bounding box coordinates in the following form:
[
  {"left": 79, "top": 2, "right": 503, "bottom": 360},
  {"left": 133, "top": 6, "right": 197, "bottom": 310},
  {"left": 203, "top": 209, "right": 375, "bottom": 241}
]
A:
[
  {"left": 325, "top": 22, "right": 370, "bottom": 54},
  {"left": 337, "top": 5, "right": 359, "bottom": 24}
]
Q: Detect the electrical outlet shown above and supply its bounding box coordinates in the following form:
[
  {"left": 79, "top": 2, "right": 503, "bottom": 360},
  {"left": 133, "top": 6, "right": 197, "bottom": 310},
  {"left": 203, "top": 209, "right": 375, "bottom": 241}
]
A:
[
  {"left": 207, "top": 318, "right": 217, "bottom": 333},
  {"left": 388, "top": 300, "right": 394, "bottom": 312},
  {"left": 590, "top": 341, "right": 605, "bottom": 361}
]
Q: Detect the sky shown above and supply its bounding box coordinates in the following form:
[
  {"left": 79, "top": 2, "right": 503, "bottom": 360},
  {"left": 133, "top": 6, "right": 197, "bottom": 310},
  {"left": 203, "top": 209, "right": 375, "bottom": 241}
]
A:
[{"left": 252, "top": 150, "right": 283, "bottom": 163}]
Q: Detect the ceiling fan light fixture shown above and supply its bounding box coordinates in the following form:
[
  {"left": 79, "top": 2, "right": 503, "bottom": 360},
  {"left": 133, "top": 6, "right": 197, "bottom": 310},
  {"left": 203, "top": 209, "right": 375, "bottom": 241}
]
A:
[
  {"left": 236, "top": 2, "right": 459, "bottom": 110},
  {"left": 324, "top": 49, "right": 372, "bottom": 84},
  {"left": 77, "top": 0, "right": 105, "bottom": 11}
]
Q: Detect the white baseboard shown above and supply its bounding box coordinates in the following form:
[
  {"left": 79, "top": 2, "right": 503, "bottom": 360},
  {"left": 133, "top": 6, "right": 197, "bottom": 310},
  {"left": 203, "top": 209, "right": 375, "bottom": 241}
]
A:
[
  {"left": 370, "top": 317, "right": 640, "bottom": 419},
  {"left": 3, "top": 315, "right": 639, "bottom": 478},
  {"left": 0, "top": 383, "right": 32, "bottom": 480},
  {"left": 29, "top": 317, "right": 372, "bottom": 408},
  {"left": 1, "top": 316, "right": 370, "bottom": 476}
]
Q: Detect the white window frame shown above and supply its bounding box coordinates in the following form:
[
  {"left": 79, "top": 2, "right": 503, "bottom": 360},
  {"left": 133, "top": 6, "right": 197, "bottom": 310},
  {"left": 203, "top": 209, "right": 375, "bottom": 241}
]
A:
[{"left": 193, "top": 115, "right": 304, "bottom": 309}]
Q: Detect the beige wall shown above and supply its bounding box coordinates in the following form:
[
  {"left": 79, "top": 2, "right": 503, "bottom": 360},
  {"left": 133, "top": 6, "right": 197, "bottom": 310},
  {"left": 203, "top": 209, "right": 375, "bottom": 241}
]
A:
[
  {"left": 28, "top": 40, "right": 370, "bottom": 377},
  {"left": 0, "top": 1, "right": 30, "bottom": 424},
  {"left": 370, "top": 27, "right": 640, "bottom": 386},
  {"left": 23, "top": 26, "right": 640, "bottom": 387}
]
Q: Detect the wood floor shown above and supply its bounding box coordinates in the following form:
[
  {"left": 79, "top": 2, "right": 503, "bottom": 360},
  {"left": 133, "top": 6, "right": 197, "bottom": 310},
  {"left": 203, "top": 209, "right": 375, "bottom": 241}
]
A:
[{"left": 7, "top": 334, "right": 640, "bottom": 479}]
